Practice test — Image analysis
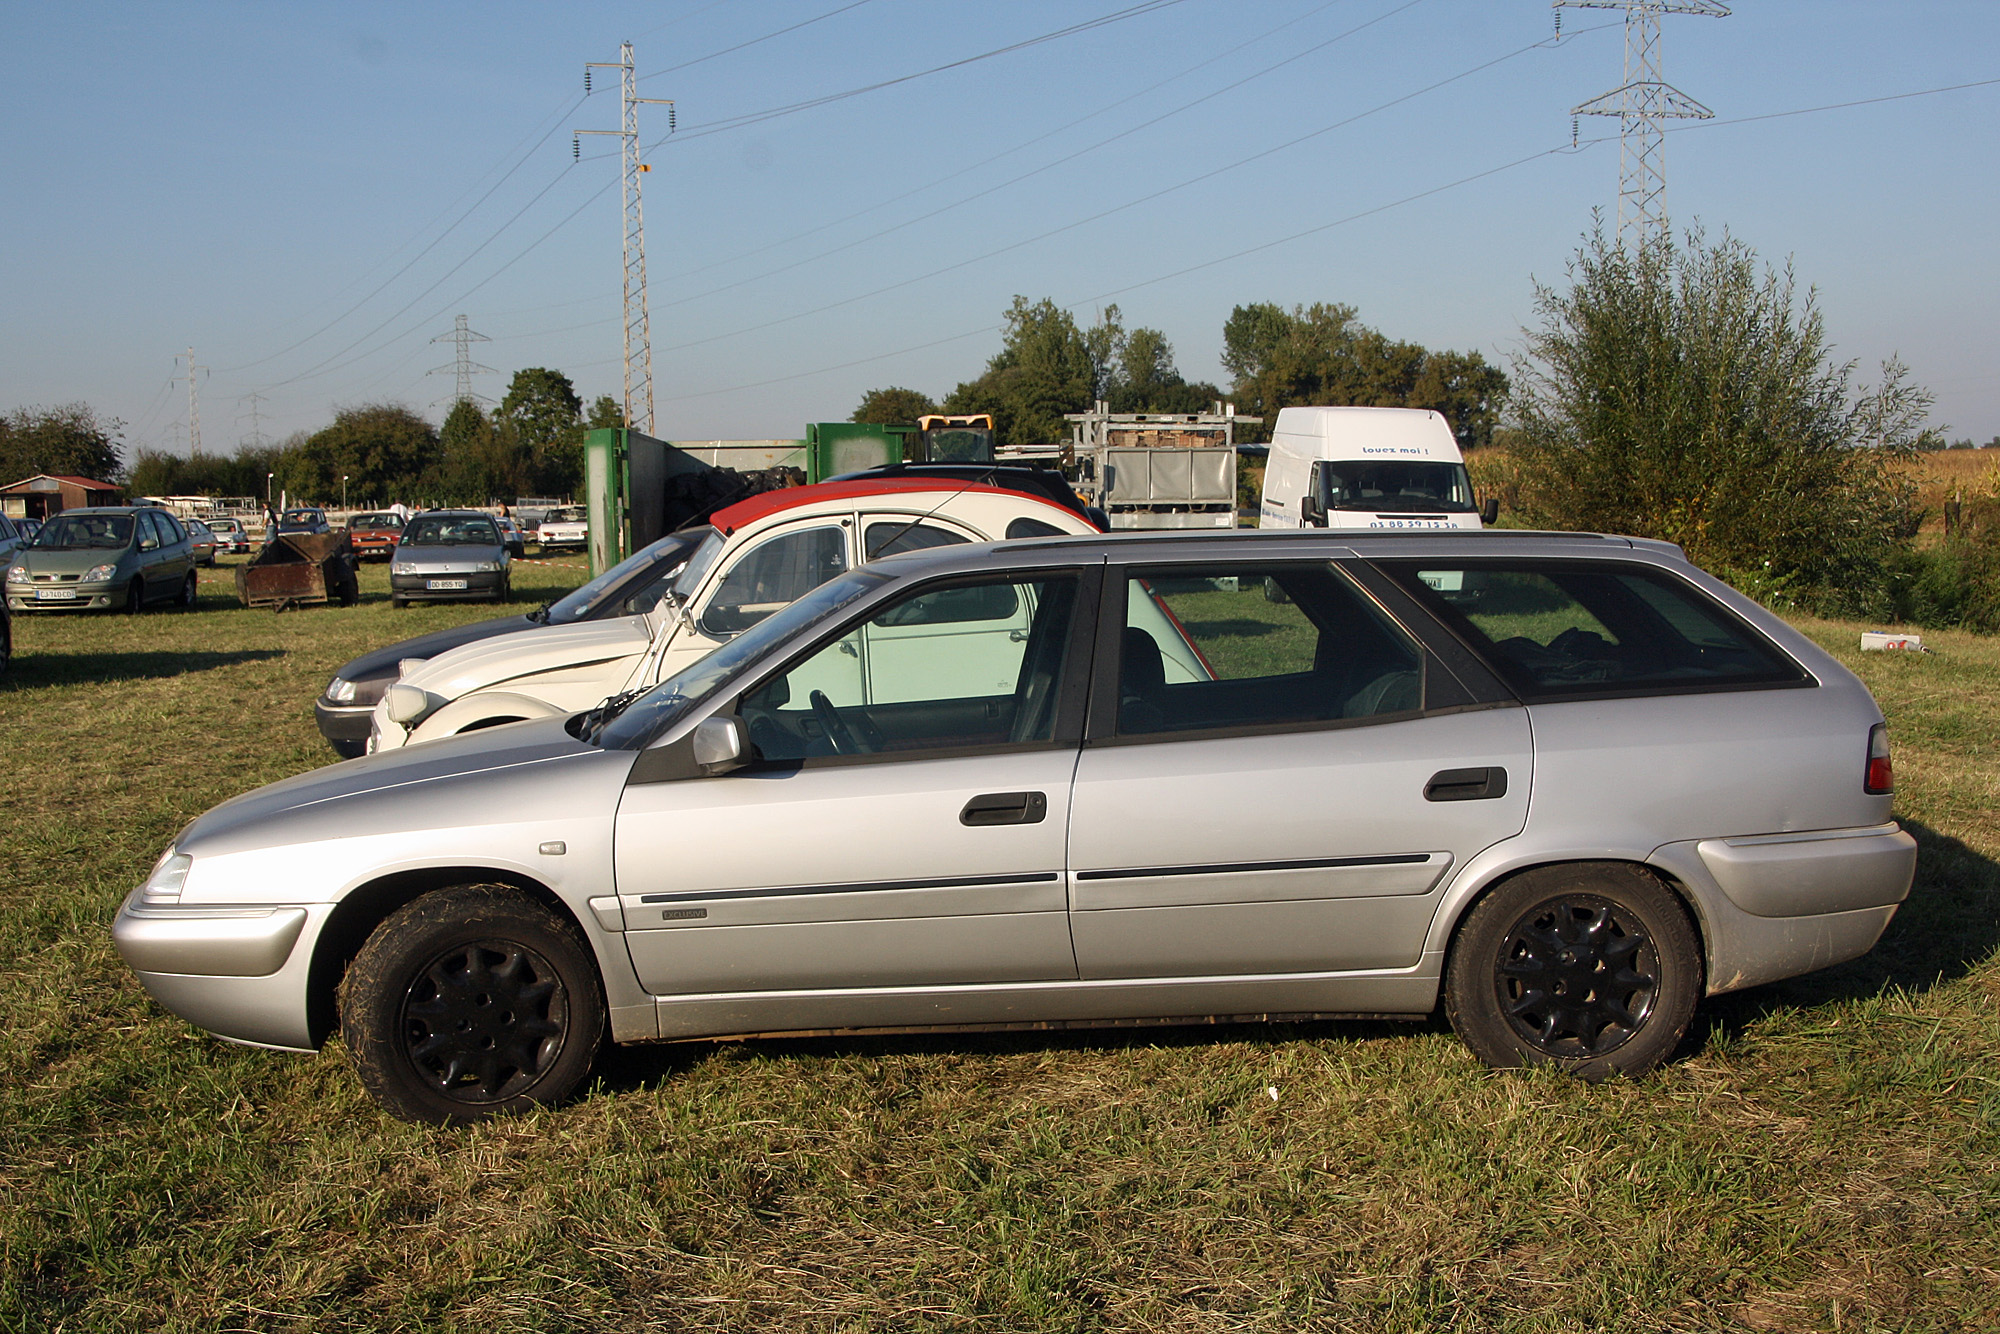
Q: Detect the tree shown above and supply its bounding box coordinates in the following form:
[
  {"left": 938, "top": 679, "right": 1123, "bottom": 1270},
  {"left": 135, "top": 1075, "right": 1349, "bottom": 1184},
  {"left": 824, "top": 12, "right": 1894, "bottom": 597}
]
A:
[
  {"left": 850, "top": 387, "right": 937, "bottom": 426},
  {"left": 587, "top": 395, "right": 624, "bottom": 431},
  {"left": 941, "top": 297, "right": 1101, "bottom": 447},
  {"left": 279, "top": 404, "right": 439, "bottom": 505},
  {"left": 1104, "top": 324, "right": 1223, "bottom": 415},
  {"left": 0, "top": 404, "right": 125, "bottom": 482},
  {"left": 1509, "top": 225, "right": 1929, "bottom": 612},
  {"left": 498, "top": 368, "right": 584, "bottom": 495},
  {"left": 1220, "top": 303, "right": 1506, "bottom": 449},
  {"left": 437, "top": 398, "right": 525, "bottom": 504}
]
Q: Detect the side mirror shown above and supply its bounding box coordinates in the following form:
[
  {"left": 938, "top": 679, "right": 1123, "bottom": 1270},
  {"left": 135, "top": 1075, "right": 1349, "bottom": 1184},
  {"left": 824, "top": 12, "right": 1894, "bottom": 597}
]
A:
[
  {"left": 691, "top": 715, "right": 749, "bottom": 775},
  {"left": 1300, "top": 493, "right": 1326, "bottom": 527},
  {"left": 1480, "top": 495, "right": 1500, "bottom": 526}
]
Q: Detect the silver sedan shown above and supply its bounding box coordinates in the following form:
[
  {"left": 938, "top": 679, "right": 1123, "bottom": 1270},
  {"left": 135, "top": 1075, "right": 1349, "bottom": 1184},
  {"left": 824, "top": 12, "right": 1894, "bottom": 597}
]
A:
[{"left": 116, "top": 530, "right": 1916, "bottom": 1122}]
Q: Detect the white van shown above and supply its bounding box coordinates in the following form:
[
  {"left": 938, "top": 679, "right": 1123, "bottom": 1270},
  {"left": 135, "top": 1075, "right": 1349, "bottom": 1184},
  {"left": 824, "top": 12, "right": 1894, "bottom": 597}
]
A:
[{"left": 1258, "top": 406, "right": 1493, "bottom": 531}]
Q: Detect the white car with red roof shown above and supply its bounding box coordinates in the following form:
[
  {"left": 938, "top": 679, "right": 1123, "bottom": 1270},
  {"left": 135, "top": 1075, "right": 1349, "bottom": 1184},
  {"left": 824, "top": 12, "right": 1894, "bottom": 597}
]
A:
[{"left": 368, "top": 478, "right": 1103, "bottom": 753}]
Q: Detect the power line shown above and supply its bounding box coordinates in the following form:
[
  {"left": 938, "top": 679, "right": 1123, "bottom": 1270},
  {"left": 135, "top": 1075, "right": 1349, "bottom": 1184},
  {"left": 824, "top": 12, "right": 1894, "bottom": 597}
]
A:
[{"left": 646, "top": 0, "right": 878, "bottom": 78}]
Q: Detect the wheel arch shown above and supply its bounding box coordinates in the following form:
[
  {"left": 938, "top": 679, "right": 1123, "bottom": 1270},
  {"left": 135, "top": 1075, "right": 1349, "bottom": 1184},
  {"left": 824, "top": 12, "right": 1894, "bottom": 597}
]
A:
[
  {"left": 305, "top": 865, "right": 589, "bottom": 1047},
  {"left": 1430, "top": 855, "right": 1710, "bottom": 997},
  {"left": 409, "top": 690, "right": 570, "bottom": 743}
]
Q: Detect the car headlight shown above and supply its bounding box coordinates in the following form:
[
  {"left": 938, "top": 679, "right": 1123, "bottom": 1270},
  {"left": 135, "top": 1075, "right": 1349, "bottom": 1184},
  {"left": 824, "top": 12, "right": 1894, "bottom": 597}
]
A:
[
  {"left": 383, "top": 682, "right": 436, "bottom": 726},
  {"left": 390, "top": 560, "right": 414, "bottom": 575},
  {"left": 140, "top": 850, "right": 193, "bottom": 905},
  {"left": 472, "top": 560, "right": 499, "bottom": 573},
  {"left": 5, "top": 563, "right": 26, "bottom": 583},
  {"left": 324, "top": 676, "right": 358, "bottom": 703},
  {"left": 83, "top": 563, "right": 118, "bottom": 583}
]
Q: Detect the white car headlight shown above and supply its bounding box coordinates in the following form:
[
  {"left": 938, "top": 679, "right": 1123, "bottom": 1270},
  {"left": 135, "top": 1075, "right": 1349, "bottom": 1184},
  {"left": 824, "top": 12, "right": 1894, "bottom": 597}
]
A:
[
  {"left": 384, "top": 682, "right": 435, "bottom": 726},
  {"left": 325, "top": 676, "right": 358, "bottom": 703},
  {"left": 390, "top": 560, "right": 414, "bottom": 575},
  {"left": 83, "top": 563, "right": 118, "bottom": 583},
  {"left": 472, "top": 560, "right": 499, "bottom": 573},
  {"left": 140, "top": 850, "right": 192, "bottom": 905},
  {"left": 5, "top": 563, "right": 26, "bottom": 582}
]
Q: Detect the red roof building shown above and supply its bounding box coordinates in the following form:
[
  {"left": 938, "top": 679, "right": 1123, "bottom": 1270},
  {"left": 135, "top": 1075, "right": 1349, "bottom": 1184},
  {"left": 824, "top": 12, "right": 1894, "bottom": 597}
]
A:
[{"left": 0, "top": 474, "right": 124, "bottom": 521}]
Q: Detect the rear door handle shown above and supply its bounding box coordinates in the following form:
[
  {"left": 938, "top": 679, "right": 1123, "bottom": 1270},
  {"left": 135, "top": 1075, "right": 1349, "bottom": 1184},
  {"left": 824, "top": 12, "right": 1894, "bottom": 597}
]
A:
[
  {"left": 1425, "top": 767, "right": 1508, "bottom": 802},
  {"left": 960, "top": 791, "right": 1049, "bottom": 826}
]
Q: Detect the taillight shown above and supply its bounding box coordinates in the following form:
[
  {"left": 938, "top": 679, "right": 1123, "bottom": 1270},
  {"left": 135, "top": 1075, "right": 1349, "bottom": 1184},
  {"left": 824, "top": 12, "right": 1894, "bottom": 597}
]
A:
[{"left": 1864, "top": 723, "right": 1893, "bottom": 795}]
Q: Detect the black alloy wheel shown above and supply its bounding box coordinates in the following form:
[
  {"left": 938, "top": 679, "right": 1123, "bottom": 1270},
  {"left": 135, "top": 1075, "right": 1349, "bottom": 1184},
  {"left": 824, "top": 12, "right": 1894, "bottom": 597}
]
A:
[
  {"left": 339, "top": 885, "right": 605, "bottom": 1123},
  {"left": 1445, "top": 863, "right": 1700, "bottom": 1080}
]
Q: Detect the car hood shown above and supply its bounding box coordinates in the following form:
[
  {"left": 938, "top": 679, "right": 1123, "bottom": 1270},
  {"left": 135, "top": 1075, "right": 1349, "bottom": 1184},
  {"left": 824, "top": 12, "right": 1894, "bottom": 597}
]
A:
[
  {"left": 178, "top": 717, "right": 629, "bottom": 858},
  {"left": 334, "top": 612, "right": 543, "bottom": 684},
  {"left": 403, "top": 613, "right": 655, "bottom": 697},
  {"left": 19, "top": 547, "right": 132, "bottom": 573}
]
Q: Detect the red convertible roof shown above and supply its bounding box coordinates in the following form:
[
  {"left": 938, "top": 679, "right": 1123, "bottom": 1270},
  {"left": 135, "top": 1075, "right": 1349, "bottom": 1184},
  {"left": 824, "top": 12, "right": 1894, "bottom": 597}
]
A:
[{"left": 709, "top": 477, "right": 1060, "bottom": 536}]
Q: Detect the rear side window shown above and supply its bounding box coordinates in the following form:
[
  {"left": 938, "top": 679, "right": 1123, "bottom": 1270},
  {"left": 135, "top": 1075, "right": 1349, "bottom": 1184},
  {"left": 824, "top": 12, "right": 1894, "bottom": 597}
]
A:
[
  {"left": 864, "top": 520, "right": 970, "bottom": 560},
  {"left": 1376, "top": 560, "right": 1808, "bottom": 700}
]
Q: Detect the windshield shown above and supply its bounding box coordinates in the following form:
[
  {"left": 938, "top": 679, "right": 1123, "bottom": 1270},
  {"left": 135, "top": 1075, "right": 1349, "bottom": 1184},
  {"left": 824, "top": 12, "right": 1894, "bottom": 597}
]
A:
[
  {"left": 350, "top": 512, "right": 401, "bottom": 529},
  {"left": 404, "top": 516, "right": 500, "bottom": 545},
  {"left": 281, "top": 509, "right": 323, "bottom": 524},
  {"left": 34, "top": 514, "right": 132, "bottom": 549},
  {"left": 546, "top": 529, "right": 706, "bottom": 623},
  {"left": 1322, "top": 461, "right": 1475, "bottom": 514},
  {"left": 595, "top": 568, "right": 889, "bottom": 749},
  {"left": 667, "top": 528, "right": 726, "bottom": 602}
]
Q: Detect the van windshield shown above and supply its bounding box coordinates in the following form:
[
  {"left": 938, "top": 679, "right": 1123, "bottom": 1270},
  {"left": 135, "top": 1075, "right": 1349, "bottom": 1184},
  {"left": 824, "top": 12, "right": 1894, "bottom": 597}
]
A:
[{"left": 1322, "top": 461, "right": 1475, "bottom": 513}]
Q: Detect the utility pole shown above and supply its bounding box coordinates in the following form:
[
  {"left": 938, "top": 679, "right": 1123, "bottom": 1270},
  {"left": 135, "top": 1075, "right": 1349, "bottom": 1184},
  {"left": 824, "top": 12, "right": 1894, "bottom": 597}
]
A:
[
  {"left": 577, "top": 43, "right": 674, "bottom": 437},
  {"left": 1554, "top": 0, "right": 1728, "bottom": 248},
  {"left": 237, "top": 392, "right": 272, "bottom": 450},
  {"left": 428, "top": 314, "right": 497, "bottom": 408},
  {"left": 173, "top": 348, "right": 208, "bottom": 455}
]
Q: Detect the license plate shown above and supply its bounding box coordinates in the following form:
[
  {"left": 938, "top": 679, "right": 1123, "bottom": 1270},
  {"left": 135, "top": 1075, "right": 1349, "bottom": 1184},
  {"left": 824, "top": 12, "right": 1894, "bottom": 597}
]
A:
[
  {"left": 35, "top": 588, "right": 76, "bottom": 601},
  {"left": 426, "top": 578, "right": 468, "bottom": 590}
]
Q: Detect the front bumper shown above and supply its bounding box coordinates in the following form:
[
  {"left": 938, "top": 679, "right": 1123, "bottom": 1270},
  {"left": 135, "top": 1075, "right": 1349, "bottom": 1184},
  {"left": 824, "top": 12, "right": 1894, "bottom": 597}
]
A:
[
  {"left": 391, "top": 568, "right": 507, "bottom": 601},
  {"left": 113, "top": 889, "right": 325, "bottom": 1051},
  {"left": 314, "top": 694, "right": 382, "bottom": 757},
  {"left": 8, "top": 580, "right": 119, "bottom": 611}
]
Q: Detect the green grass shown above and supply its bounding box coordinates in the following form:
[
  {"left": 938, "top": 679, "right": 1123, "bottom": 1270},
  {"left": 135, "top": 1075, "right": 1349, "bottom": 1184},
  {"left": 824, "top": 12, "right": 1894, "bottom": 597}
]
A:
[{"left": 2, "top": 564, "right": 1997, "bottom": 1331}]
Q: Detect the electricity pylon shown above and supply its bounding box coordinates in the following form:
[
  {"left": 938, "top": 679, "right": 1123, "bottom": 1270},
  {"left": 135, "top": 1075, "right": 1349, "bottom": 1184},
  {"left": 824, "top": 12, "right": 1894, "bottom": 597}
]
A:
[
  {"left": 173, "top": 347, "right": 207, "bottom": 455},
  {"left": 577, "top": 42, "right": 674, "bottom": 437},
  {"left": 1555, "top": 0, "right": 1728, "bottom": 247},
  {"left": 428, "top": 314, "right": 497, "bottom": 408}
]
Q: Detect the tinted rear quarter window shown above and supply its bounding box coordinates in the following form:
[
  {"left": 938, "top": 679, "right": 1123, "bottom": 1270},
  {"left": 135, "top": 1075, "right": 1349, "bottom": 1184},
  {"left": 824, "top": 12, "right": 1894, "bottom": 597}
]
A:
[{"left": 1375, "top": 559, "right": 1808, "bottom": 700}]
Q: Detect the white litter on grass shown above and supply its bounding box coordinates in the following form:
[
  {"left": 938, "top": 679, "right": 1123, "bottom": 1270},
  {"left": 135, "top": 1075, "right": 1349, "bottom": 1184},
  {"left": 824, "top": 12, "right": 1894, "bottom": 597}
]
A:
[
  {"left": 1861, "top": 631, "right": 1928, "bottom": 653},
  {"left": 1266, "top": 1085, "right": 1280, "bottom": 1102}
]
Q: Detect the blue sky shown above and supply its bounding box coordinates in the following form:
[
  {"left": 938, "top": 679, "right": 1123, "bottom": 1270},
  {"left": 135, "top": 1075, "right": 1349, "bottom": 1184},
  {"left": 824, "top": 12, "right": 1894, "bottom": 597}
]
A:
[{"left": 3, "top": 0, "right": 1996, "bottom": 458}]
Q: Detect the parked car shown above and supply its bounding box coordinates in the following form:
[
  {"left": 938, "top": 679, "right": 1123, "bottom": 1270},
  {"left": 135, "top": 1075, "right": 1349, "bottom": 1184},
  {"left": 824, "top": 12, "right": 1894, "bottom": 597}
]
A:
[
  {"left": 0, "top": 592, "right": 11, "bottom": 674},
  {"left": 184, "top": 518, "right": 220, "bottom": 567},
  {"left": 205, "top": 516, "right": 252, "bottom": 555},
  {"left": 0, "top": 512, "right": 27, "bottom": 567},
  {"left": 535, "top": 506, "right": 589, "bottom": 552},
  {"left": 367, "top": 478, "right": 1100, "bottom": 754},
  {"left": 495, "top": 514, "right": 527, "bottom": 558},
  {"left": 345, "top": 511, "right": 405, "bottom": 562},
  {"left": 5, "top": 507, "right": 199, "bottom": 613},
  {"left": 388, "top": 510, "right": 511, "bottom": 607},
  {"left": 114, "top": 529, "right": 1916, "bottom": 1123},
  {"left": 828, "top": 461, "right": 1108, "bottom": 530},
  {"left": 314, "top": 528, "right": 708, "bottom": 758},
  {"left": 277, "top": 508, "right": 332, "bottom": 536},
  {"left": 15, "top": 517, "right": 41, "bottom": 545}
]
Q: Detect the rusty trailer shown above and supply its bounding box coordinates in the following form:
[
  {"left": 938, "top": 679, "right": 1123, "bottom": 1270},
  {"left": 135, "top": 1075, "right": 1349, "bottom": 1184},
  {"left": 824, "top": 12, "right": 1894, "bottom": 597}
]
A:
[{"left": 235, "top": 532, "right": 360, "bottom": 610}]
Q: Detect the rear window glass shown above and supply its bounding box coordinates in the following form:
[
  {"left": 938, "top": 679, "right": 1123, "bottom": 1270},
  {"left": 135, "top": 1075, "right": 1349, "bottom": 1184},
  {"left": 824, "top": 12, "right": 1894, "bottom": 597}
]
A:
[{"left": 1377, "top": 559, "right": 1808, "bottom": 699}]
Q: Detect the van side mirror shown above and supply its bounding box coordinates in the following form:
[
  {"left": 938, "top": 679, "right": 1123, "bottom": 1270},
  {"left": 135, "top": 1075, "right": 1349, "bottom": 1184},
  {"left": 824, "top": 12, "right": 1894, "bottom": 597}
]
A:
[
  {"left": 691, "top": 715, "right": 749, "bottom": 775},
  {"left": 1480, "top": 495, "right": 1500, "bottom": 526},
  {"left": 1300, "top": 492, "right": 1326, "bottom": 527}
]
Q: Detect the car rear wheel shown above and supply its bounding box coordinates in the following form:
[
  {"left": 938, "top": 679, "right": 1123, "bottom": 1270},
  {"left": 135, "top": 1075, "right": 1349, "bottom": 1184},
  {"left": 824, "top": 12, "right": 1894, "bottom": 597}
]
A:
[
  {"left": 1444, "top": 862, "right": 1700, "bottom": 1080},
  {"left": 338, "top": 885, "right": 605, "bottom": 1124},
  {"left": 178, "top": 571, "right": 198, "bottom": 610}
]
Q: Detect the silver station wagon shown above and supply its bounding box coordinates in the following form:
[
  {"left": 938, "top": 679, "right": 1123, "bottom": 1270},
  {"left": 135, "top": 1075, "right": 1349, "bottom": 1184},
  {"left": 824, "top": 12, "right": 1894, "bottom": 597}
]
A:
[{"left": 115, "top": 530, "right": 1916, "bottom": 1123}]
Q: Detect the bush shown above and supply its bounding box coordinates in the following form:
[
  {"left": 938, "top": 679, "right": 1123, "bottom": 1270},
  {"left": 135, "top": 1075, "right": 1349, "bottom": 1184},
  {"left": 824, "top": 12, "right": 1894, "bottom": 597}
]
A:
[
  {"left": 1508, "top": 225, "right": 1930, "bottom": 618},
  {"left": 1893, "top": 540, "right": 2000, "bottom": 634}
]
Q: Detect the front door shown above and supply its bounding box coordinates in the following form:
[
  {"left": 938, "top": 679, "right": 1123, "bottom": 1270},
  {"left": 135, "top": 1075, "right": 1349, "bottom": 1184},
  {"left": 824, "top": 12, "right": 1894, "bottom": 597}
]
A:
[
  {"left": 1068, "top": 560, "right": 1532, "bottom": 979},
  {"left": 614, "top": 566, "right": 1094, "bottom": 996}
]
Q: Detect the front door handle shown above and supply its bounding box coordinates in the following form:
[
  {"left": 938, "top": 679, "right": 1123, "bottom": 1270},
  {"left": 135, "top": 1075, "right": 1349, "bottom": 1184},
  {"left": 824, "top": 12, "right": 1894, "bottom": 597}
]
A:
[
  {"left": 1425, "top": 767, "right": 1508, "bottom": 802},
  {"left": 960, "top": 791, "right": 1048, "bottom": 826}
]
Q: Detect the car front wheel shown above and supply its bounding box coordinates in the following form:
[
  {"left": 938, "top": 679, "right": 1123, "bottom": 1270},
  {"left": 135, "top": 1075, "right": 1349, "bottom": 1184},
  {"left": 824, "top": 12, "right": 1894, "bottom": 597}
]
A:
[
  {"left": 1444, "top": 862, "right": 1700, "bottom": 1080},
  {"left": 338, "top": 885, "right": 605, "bottom": 1124}
]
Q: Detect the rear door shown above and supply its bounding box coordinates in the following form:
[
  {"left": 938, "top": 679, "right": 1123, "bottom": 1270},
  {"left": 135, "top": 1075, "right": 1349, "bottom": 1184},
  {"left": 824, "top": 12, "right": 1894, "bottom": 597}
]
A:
[{"left": 1067, "top": 558, "right": 1531, "bottom": 979}]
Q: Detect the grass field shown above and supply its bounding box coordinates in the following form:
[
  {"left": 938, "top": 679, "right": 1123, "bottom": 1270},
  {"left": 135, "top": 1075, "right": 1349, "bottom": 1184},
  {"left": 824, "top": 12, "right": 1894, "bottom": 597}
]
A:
[{"left": 2, "top": 556, "right": 1996, "bottom": 1332}]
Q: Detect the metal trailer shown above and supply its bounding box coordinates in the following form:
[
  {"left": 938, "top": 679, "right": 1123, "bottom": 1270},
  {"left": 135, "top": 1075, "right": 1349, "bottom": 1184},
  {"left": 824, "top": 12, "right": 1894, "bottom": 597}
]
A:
[
  {"left": 235, "top": 532, "right": 359, "bottom": 610},
  {"left": 1058, "top": 403, "right": 1261, "bottom": 531}
]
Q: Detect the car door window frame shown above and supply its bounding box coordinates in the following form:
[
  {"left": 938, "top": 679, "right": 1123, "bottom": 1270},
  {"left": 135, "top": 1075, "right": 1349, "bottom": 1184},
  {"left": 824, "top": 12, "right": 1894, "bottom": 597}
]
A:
[
  {"left": 694, "top": 518, "right": 854, "bottom": 639},
  {"left": 1083, "top": 558, "right": 1489, "bottom": 747},
  {"left": 635, "top": 562, "right": 1102, "bottom": 782}
]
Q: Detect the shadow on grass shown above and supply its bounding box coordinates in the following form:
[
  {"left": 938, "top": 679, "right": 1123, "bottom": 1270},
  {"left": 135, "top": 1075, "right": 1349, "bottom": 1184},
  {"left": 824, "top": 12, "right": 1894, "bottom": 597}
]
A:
[
  {"left": 2, "top": 648, "right": 286, "bottom": 687},
  {"left": 1695, "top": 818, "right": 2000, "bottom": 1039}
]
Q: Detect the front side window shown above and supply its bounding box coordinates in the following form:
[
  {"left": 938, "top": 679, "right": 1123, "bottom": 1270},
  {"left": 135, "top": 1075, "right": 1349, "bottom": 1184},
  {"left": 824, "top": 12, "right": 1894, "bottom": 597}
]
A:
[
  {"left": 1376, "top": 560, "right": 1809, "bottom": 699},
  {"left": 1116, "top": 565, "right": 1423, "bottom": 736},
  {"left": 699, "top": 524, "right": 848, "bottom": 636},
  {"left": 741, "top": 573, "right": 1079, "bottom": 760}
]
